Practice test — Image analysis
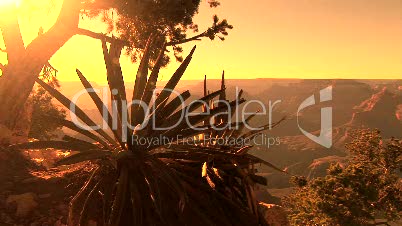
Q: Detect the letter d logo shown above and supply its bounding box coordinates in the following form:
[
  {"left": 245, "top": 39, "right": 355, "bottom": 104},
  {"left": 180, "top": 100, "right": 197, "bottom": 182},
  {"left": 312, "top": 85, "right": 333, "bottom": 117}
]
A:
[{"left": 297, "top": 86, "right": 332, "bottom": 148}]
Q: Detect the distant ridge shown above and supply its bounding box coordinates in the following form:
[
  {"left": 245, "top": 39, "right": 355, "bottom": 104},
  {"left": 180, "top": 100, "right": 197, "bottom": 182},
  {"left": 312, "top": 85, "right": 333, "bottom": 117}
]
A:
[{"left": 350, "top": 87, "right": 402, "bottom": 138}]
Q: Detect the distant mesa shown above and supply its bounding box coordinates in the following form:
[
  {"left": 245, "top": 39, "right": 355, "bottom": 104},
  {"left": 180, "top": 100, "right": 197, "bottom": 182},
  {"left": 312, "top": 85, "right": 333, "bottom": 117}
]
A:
[{"left": 350, "top": 87, "right": 402, "bottom": 138}]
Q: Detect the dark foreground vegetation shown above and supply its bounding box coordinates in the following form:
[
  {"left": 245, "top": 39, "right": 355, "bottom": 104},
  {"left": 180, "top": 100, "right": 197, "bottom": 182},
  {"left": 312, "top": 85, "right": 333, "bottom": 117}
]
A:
[
  {"left": 9, "top": 39, "right": 286, "bottom": 225},
  {"left": 285, "top": 129, "right": 402, "bottom": 226}
]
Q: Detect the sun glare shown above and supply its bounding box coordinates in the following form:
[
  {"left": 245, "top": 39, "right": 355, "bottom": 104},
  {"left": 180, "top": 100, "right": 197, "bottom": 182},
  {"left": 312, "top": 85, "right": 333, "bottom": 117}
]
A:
[{"left": 0, "top": 0, "right": 16, "bottom": 6}]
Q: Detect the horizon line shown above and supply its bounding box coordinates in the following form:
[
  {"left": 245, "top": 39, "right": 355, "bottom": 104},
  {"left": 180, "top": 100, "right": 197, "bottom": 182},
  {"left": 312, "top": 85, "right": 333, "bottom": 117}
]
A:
[{"left": 57, "top": 77, "right": 402, "bottom": 84}]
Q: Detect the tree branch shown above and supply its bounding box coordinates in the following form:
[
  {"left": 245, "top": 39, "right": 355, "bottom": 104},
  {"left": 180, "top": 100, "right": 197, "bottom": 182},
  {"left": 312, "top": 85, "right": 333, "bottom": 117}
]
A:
[
  {"left": 166, "top": 33, "right": 205, "bottom": 46},
  {"left": 0, "top": 0, "right": 82, "bottom": 129},
  {"left": 76, "top": 28, "right": 129, "bottom": 46},
  {"left": 24, "top": 0, "right": 81, "bottom": 64},
  {"left": 0, "top": 63, "right": 5, "bottom": 72},
  {"left": 0, "top": 5, "right": 25, "bottom": 66},
  {"left": 45, "top": 62, "right": 58, "bottom": 73},
  {"left": 77, "top": 28, "right": 209, "bottom": 48}
]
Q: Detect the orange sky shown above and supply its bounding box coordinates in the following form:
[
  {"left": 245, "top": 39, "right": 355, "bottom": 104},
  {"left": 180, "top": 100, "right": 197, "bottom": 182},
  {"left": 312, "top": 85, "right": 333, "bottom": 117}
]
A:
[{"left": 1, "top": 0, "right": 401, "bottom": 83}]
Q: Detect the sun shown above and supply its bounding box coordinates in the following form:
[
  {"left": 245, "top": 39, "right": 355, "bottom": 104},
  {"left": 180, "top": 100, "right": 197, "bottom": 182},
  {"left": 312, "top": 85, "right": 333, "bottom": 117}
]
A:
[
  {"left": 0, "top": 0, "right": 22, "bottom": 11},
  {"left": 0, "top": 0, "right": 21, "bottom": 17},
  {"left": 0, "top": 0, "right": 17, "bottom": 6}
]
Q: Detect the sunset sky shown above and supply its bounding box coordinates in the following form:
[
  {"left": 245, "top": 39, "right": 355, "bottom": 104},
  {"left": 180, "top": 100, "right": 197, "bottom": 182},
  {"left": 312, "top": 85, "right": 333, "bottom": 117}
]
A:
[{"left": 1, "top": 0, "right": 401, "bottom": 83}]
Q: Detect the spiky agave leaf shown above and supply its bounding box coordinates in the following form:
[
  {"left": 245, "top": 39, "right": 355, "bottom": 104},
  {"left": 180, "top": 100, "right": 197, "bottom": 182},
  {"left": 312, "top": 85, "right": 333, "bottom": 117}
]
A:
[
  {"left": 102, "top": 39, "right": 127, "bottom": 121},
  {"left": 56, "top": 150, "right": 111, "bottom": 166},
  {"left": 56, "top": 119, "right": 110, "bottom": 148},
  {"left": 35, "top": 78, "right": 116, "bottom": 147},
  {"left": 78, "top": 179, "right": 102, "bottom": 225},
  {"left": 68, "top": 166, "right": 101, "bottom": 225},
  {"left": 229, "top": 110, "right": 260, "bottom": 138},
  {"left": 161, "top": 99, "right": 246, "bottom": 140},
  {"left": 158, "top": 89, "right": 225, "bottom": 130},
  {"left": 153, "top": 46, "right": 197, "bottom": 109},
  {"left": 140, "top": 43, "right": 166, "bottom": 114},
  {"left": 76, "top": 69, "right": 124, "bottom": 148},
  {"left": 108, "top": 165, "right": 129, "bottom": 225},
  {"left": 159, "top": 90, "right": 191, "bottom": 119},
  {"left": 131, "top": 36, "right": 153, "bottom": 127}
]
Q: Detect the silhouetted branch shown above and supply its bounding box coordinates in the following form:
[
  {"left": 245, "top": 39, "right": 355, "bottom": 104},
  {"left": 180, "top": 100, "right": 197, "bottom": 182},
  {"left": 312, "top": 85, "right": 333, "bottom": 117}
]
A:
[
  {"left": 24, "top": 0, "right": 81, "bottom": 64},
  {"left": 77, "top": 28, "right": 223, "bottom": 48},
  {"left": 166, "top": 33, "right": 204, "bottom": 46},
  {"left": 45, "top": 62, "right": 58, "bottom": 73},
  {"left": 77, "top": 27, "right": 204, "bottom": 47},
  {"left": 0, "top": 5, "right": 25, "bottom": 66},
  {"left": 76, "top": 28, "right": 129, "bottom": 46}
]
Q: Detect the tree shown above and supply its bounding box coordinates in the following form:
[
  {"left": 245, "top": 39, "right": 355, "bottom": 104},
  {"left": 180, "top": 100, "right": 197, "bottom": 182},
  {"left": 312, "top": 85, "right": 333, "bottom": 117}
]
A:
[
  {"left": 28, "top": 71, "right": 66, "bottom": 140},
  {"left": 0, "top": 0, "right": 79, "bottom": 131},
  {"left": 82, "top": 0, "right": 232, "bottom": 65},
  {"left": 284, "top": 129, "right": 402, "bottom": 226},
  {"left": 0, "top": 0, "right": 232, "bottom": 132}
]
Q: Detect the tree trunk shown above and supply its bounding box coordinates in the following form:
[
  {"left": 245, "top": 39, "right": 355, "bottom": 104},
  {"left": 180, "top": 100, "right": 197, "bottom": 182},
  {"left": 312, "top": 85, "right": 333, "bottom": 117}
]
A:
[{"left": 0, "top": 0, "right": 81, "bottom": 132}]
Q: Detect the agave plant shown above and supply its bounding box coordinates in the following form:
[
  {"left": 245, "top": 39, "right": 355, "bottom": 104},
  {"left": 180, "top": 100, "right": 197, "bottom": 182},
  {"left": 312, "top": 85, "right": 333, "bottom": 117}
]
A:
[{"left": 12, "top": 37, "right": 286, "bottom": 226}]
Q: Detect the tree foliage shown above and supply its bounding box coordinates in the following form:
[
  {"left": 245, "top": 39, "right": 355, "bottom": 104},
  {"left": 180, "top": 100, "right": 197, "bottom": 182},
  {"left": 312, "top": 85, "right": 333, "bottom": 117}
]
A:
[
  {"left": 0, "top": 0, "right": 232, "bottom": 130},
  {"left": 28, "top": 66, "right": 66, "bottom": 140},
  {"left": 28, "top": 87, "right": 66, "bottom": 140},
  {"left": 82, "top": 0, "right": 233, "bottom": 66},
  {"left": 284, "top": 129, "right": 402, "bottom": 226}
]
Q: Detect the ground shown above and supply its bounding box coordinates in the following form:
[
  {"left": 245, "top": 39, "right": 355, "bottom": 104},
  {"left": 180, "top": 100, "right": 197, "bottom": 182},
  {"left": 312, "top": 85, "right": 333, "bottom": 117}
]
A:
[
  {"left": 0, "top": 146, "right": 289, "bottom": 226},
  {"left": 0, "top": 146, "right": 92, "bottom": 226}
]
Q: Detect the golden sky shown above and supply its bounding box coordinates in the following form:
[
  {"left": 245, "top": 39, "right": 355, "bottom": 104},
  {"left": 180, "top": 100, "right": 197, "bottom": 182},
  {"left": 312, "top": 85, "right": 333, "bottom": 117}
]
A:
[{"left": 1, "top": 0, "right": 401, "bottom": 84}]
